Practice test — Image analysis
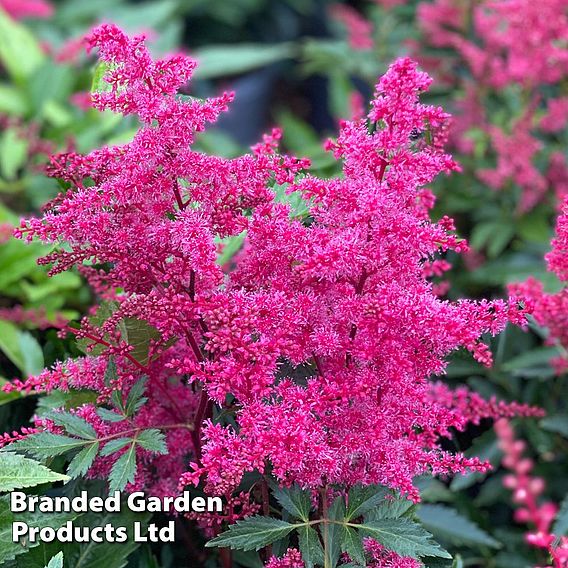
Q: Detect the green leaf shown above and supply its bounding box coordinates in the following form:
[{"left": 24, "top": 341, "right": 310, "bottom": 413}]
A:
[
  {"left": 326, "top": 497, "right": 345, "bottom": 567},
  {"left": 297, "top": 525, "right": 324, "bottom": 568},
  {"left": 91, "top": 61, "right": 111, "bottom": 93},
  {"left": 540, "top": 415, "right": 568, "bottom": 438},
  {"left": 553, "top": 494, "right": 568, "bottom": 536},
  {"left": 101, "top": 438, "right": 132, "bottom": 457},
  {"left": 45, "top": 552, "right": 63, "bottom": 568},
  {"left": 346, "top": 485, "right": 389, "bottom": 521},
  {"left": 0, "top": 8, "right": 44, "bottom": 83},
  {"left": 0, "top": 320, "right": 25, "bottom": 373},
  {"left": 66, "top": 442, "right": 99, "bottom": 479},
  {"left": 0, "top": 128, "right": 28, "bottom": 181},
  {"left": 366, "top": 497, "right": 414, "bottom": 521},
  {"left": 108, "top": 443, "right": 136, "bottom": 492},
  {"left": 17, "top": 333, "right": 44, "bottom": 377},
  {"left": 97, "top": 408, "right": 125, "bottom": 423},
  {"left": 6, "top": 433, "right": 88, "bottom": 459},
  {"left": 0, "top": 496, "right": 75, "bottom": 563},
  {"left": 340, "top": 526, "right": 366, "bottom": 566},
  {"left": 193, "top": 43, "right": 294, "bottom": 80},
  {"left": 357, "top": 518, "right": 451, "bottom": 559},
  {"left": 48, "top": 412, "right": 97, "bottom": 440},
  {"left": 124, "top": 376, "right": 148, "bottom": 416},
  {"left": 417, "top": 505, "right": 500, "bottom": 548},
  {"left": 0, "top": 452, "right": 69, "bottom": 492},
  {"left": 269, "top": 481, "right": 312, "bottom": 522},
  {"left": 120, "top": 318, "right": 161, "bottom": 367},
  {"left": 136, "top": 429, "right": 167, "bottom": 454},
  {"left": 0, "top": 84, "right": 28, "bottom": 115},
  {"left": 206, "top": 516, "right": 298, "bottom": 551}
]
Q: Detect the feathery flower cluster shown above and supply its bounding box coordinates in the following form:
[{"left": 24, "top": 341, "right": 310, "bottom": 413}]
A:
[
  {"left": 510, "top": 196, "right": 568, "bottom": 373},
  {"left": 10, "top": 26, "right": 540, "bottom": 506},
  {"left": 495, "top": 419, "right": 568, "bottom": 567},
  {"left": 417, "top": 0, "right": 568, "bottom": 212}
]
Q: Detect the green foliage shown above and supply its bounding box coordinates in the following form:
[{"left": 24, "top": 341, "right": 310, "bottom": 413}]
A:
[
  {"left": 417, "top": 505, "right": 500, "bottom": 548},
  {"left": 0, "top": 497, "right": 75, "bottom": 564},
  {"left": 269, "top": 481, "right": 312, "bottom": 522},
  {"left": 0, "top": 452, "right": 69, "bottom": 492},
  {"left": 192, "top": 43, "right": 294, "bottom": 80},
  {"left": 45, "top": 552, "right": 63, "bottom": 568},
  {"left": 206, "top": 517, "right": 299, "bottom": 551},
  {"left": 208, "top": 483, "right": 451, "bottom": 566}
]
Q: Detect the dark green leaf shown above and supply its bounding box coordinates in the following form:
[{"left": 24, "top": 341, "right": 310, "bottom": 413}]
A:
[
  {"left": 66, "top": 443, "right": 99, "bottom": 479},
  {"left": 346, "top": 485, "right": 388, "bottom": 521},
  {"left": 340, "top": 526, "right": 365, "bottom": 565},
  {"left": 206, "top": 517, "right": 299, "bottom": 551},
  {"left": 357, "top": 518, "right": 451, "bottom": 559},
  {"left": 97, "top": 408, "right": 125, "bottom": 423},
  {"left": 269, "top": 481, "right": 312, "bottom": 522},
  {"left": 417, "top": 505, "right": 500, "bottom": 548},
  {"left": 0, "top": 452, "right": 68, "bottom": 491},
  {"left": 108, "top": 443, "right": 137, "bottom": 492},
  {"left": 48, "top": 412, "right": 97, "bottom": 440},
  {"left": 100, "top": 438, "right": 132, "bottom": 457},
  {"left": 124, "top": 376, "right": 148, "bottom": 416},
  {"left": 297, "top": 525, "right": 324, "bottom": 568},
  {"left": 137, "top": 429, "right": 167, "bottom": 454},
  {"left": 6, "top": 433, "right": 88, "bottom": 459}
]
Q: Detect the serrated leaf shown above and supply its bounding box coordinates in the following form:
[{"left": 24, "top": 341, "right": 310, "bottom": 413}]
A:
[
  {"left": 66, "top": 442, "right": 99, "bottom": 479},
  {"left": 346, "top": 485, "right": 389, "bottom": 521},
  {"left": 124, "top": 376, "right": 148, "bottom": 417},
  {"left": 48, "top": 412, "right": 97, "bottom": 440},
  {"left": 97, "top": 408, "right": 125, "bottom": 423},
  {"left": 340, "top": 526, "right": 365, "bottom": 565},
  {"left": 108, "top": 443, "right": 136, "bottom": 492},
  {"left": 357, "top": 518, "right": 451, "bottom": 559},
  {"left": 0, "top": 452, "right": 68, "bottom": 492},
  {"left": 366, "top": 497, "right": 414, "bottom": 521},
  {"left": 297, "top": 525, "right": 324, "bottom": 568},
  {"left": 45, "top": 552, "right": 63, "bottom": 568},
  {"left": 136, "top": 430, "right": 167, "bottom": 454},
  {"left": 326, "top": 497, "right": 345, "bottom": 567},
  {"left": 417, "top": 505, "right": 499, "bottom": 548},
  {"left": 6, "top": 433, "right": 88, "bottom": 459},
  {"left": 206, "top": 516, "right": 299, "bottom": 551},
  {"left": 269, "top": 481, "right": 312, "bottom": 522},
  {"left": 101, "top": 438, "right": 132, "bottom": 457},
  {"left": 553, "top": 494, "right": 568, "bottom": 536}
]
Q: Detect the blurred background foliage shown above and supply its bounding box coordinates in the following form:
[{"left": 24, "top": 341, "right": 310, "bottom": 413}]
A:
[{"left": 0, "top": 1, "right": 566, "bottom": 567}]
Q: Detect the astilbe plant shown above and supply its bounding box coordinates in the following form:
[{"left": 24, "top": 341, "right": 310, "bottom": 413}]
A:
[
  {"left": 417, "top": 0, "right": 568, "bottom": 213},
  {"left": 510, "top": 197, "right": 568, "bottom": 373},
  {"left": 3, "top": 24, "right": 544, "bottom": 566}
]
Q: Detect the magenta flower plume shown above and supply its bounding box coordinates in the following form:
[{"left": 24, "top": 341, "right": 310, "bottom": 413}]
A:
[{"left": 12, "top": 25, "right": 539, "bottom": 503}]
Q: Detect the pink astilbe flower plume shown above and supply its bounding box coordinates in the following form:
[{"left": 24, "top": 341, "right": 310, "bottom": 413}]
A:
[{"left": 10, "top": 27, "right": 539, "bottom": 508}]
